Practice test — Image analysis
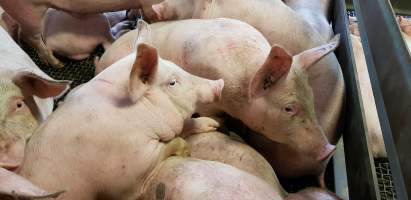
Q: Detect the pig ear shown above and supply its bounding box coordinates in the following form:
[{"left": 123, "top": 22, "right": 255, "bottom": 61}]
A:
[
  {"left": 0, "top": 167, "right": 65, "bottom": 199},
  {"left": 133, "top": 19, "right": 153, "bottom": 48},
  {"left": 249, "top": 45, "right": 292, "bottom": 98},
  {"left": 12, "top": 72, "right": 70, "bottom": 98},
  {"left": 296, "top": 34, "right": 340, "bottom": 71},
  {"left": 129, "top": 43, "right": 158, "bottom": 102}
]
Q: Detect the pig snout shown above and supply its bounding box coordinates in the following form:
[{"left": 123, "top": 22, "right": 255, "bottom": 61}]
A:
[
  {"left": 316, "top": 143, "right": 336, "bottom": 162},
  {"left": 197, "top": 79, "right": 224, "bottom": 105}
]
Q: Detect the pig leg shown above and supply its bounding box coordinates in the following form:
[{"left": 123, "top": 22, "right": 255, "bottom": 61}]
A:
[
  {"left": 14, "top": 9, "right": 64, "bottom": 68},
  {"left": 181, "top": 117, "right": 220, "bottom": 137},
  {"left": 158, "top": 137, "right": 190, "bottom": 162},
  {"left": 0, "top": 167, "right": 65, "bottom": 199},
  {"left": 317, "top": 172, "right": 326, "bottom": 188}
]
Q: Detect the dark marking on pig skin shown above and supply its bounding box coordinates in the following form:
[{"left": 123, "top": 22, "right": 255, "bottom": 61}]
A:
[
  {"left": 182, "top": 41, "right": 196, "bottom": 65},
  {"left": 156, "top": 183, "right": 166, "bottom": 200}
]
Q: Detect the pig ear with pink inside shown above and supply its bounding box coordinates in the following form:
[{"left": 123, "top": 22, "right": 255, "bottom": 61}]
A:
[
  {"left": 128, "top": 43, "right": 159, "bottom": 102},
  {"left": 12, "top": 72, "right": 70, "bottom": 98},
  {"left": 0, "top": 167, "right": 65, "bottom": 199},
  {"left": 249, "top": 34, "right": 340, "bottom": 98}
]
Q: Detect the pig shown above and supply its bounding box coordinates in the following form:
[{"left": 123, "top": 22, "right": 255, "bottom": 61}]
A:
[
  {"left": 350, "top": 34, "right": 386, "bottom": 157},
  {"left": 43, "top": 9, "right": 114, "bottom": 60},
  {"left": 148, "top": 0, "right": 345, "bottom": 181},
  {"left": 96, "top": 19, "right": 338, "bottom": 181},
  {"left": 0, "top": 167, "right": 64, "bottom": 199},
  {"left": 398, "top": 16, "right": 411, "bottom": 35},
  {"left": 348, "top": 16, "right": 360, "bottom": 37},
  {"left": 398, "top": 16, "right": 411, "bottom": 49},
  {"left": 285, "top": 187, "right": 342, "bottom": 200},
  {"left": 186, "top": 131, "right": 287, "bottom": 197},
  {"left": 0, "top": 27, "right": 69, "bottom": 170},
  {"left": 140, "top": 156, "right": 284, "bottom": 200},
  {"left": 0, "top": 0, "right": 162, "bottom": 68},
  {"left": 19, "top": 43, "right": 224, "bottom": 200},
  {"left": 283, "top": 0, "right": 333, "bottom": 40},
  {"left": 0, "top": 8, "right": 18, "bottom": 39}
]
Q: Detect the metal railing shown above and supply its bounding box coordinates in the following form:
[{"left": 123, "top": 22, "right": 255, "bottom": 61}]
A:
[{"left": 338, "top": 0, "right": 411, "bottom": 199}]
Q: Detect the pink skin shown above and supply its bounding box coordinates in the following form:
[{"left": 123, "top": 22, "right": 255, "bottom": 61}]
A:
[
  {"left": 398, "top": 16, "right": 411, "bottom": 36},
  {"left": 19, "top": 43, "right": 224, "bottom": 200},
  {"left": 350, "top": 35, "right": 386, "bottom": 157},
  {"left": 149, "top": 0, "right": 345, "bottom": 180},
  {"left": 96, "top": 19, "right": 337, "bottom": 182},
  {"left": 0, "top": 167, "right": 64, "bottom": 199},
  {"left": 0, "top": 27, "right": 69, "bottom": 170},
  {"left": 141, "top": 157, "right": 284, "bottom": 200},
  {"left": 0, "top": 0, "right": 160, "bottom": 68},
  {"left": 0, "top": 11, "right": 18, "bottom": 39},
  {"left": 283, "top": 0, "right": 333, "bottom": 40},
  {"left": 186, "top": 131, "right": 287, "bottom": 197},
  {"left": 43, "top": 9, "right": 115, "bottom": 60}
]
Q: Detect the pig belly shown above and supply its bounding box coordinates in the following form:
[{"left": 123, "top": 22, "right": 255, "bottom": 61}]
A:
[{"left": 142, "top": 157, "right": 283, "bottom": 200}]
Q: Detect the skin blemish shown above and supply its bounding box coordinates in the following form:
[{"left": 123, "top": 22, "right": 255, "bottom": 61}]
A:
[{"left": 156, "top": 182, "right": 166, "bottom": 200}]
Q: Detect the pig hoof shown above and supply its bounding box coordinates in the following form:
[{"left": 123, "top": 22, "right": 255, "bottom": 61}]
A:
[
  {"left": 182, "top": 117, "right": 221, "bottom": 137},
  {"left": 162, "top": 137, "right": 190, "bottom": 160},
  {"left": 40, "top": 49, "right": 64, "bottom": 68}
]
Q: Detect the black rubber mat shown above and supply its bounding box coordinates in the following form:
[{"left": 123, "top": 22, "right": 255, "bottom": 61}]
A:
[{"left": 20, "top": 41, "right": 104, "bottom": 105}]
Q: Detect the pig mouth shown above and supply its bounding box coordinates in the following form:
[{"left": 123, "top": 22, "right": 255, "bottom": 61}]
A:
[
  {"left": 0, "top": 163, "right": 19, "bottom": 172},
  {"left": 316, "top": 144, "right": 336, "bottom": 162}
]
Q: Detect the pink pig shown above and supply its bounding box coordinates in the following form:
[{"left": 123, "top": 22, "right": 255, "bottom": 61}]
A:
[
  {"left": 19, "top": 43, "right": 224, "bottom": 200},
  {"left": 43, "top": 9, "right": 114, "bottom": 60}
]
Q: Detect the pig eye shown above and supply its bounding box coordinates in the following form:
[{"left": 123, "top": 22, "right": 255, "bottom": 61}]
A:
[
  {"left": 169, "top": 79, "right": 177, "bottom": 87},
  {"left": 283, "top": 104, "right": 297, "bottom": 116}
]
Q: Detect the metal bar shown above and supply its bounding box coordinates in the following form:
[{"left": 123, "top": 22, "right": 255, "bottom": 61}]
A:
[
  {"left": 333, "top": 140, "right": 349, "bottom": 200},
  {"left": 333, "top": 0, "right": 381, "bottom": 199},
  {"left": 352, "top": 0, "right": 411, "bottom": 198}
]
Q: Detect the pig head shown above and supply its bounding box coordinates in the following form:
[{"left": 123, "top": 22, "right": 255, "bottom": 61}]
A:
[
  {"left": 0, "top": 27, "right": 69, "bottom": 171},
  {"left": 244, "top": 35, "right": 341, "bottom": 162}
]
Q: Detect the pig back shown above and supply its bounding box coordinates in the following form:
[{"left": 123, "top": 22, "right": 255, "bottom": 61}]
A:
[
  {"left": 141, "top": 157, "right": 283, "bottom": 200},
  {"left": 186, "top": 131, "right": 286, "bottom": 196}
]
